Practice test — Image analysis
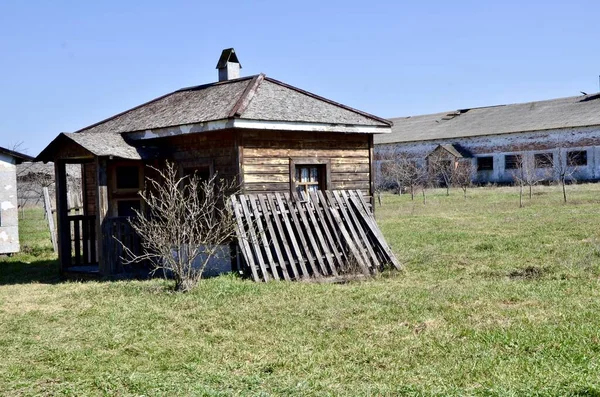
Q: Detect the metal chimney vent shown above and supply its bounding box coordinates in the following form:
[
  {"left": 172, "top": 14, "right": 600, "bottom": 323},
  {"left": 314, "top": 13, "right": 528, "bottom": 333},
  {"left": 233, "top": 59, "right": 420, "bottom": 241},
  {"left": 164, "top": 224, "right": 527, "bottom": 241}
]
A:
[{"left": 216, "top": 48, "right": 242, "bottom": 82}]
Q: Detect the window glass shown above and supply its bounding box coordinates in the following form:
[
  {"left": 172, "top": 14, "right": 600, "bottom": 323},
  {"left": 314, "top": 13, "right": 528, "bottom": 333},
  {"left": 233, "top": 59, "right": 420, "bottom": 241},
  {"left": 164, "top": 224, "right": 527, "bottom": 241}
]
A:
[{"left": 295, "top": 165, "right": 323, "bottom": 194}]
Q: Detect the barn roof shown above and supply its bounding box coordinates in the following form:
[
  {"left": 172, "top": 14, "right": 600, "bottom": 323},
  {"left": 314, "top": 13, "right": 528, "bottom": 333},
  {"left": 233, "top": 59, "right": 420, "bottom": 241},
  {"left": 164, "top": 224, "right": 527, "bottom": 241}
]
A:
[
  {"left": 75, "top": 74, "right": 391, "bottom": 136},
  {"left": 376, "top": 93, "right": 600, "bottom": 144},
  {"left": 0, "top": 146, "right": 34, "bottom": 164}
]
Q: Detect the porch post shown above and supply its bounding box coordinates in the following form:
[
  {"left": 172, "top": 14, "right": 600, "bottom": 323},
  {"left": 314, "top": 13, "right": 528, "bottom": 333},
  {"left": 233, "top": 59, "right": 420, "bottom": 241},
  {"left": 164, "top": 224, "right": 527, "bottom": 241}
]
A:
[
  {"left": 54, "top": 160, "right": 70, "bottom": 270},
  {"left": 96, "top": 157, "right": 110, "bottom": 275}
]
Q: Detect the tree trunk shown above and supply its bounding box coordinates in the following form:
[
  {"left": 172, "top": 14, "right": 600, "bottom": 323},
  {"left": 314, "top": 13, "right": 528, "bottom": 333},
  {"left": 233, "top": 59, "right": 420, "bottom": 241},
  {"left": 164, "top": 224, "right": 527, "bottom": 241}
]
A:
[
  {"left": 410, "top": 186, "right": 414, "bottom": 200},
  {"left": 529, "top": 185, "right": 533, "bottom": 199},
  {"left": 377, "top": 191, "right": 382, "bottom": 206},
  {"left": 446, "top": 185, "right": 450, "bottom": 196},
  {"left": 562, "top": 179, "right": 567, "bottom": 203},
  {"left": 519, "top": 184, "right": 523, "bottom": 208},
  {"left": 422, "top": 189, "right": 426, "bottom": 204}
]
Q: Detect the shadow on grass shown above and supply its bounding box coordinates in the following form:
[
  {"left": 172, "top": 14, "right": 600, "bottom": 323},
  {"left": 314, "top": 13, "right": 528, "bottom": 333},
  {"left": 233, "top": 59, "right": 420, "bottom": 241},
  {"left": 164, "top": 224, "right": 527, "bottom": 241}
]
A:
[{"left": 0, "top": 257, "right": 62, "bottom": 285}]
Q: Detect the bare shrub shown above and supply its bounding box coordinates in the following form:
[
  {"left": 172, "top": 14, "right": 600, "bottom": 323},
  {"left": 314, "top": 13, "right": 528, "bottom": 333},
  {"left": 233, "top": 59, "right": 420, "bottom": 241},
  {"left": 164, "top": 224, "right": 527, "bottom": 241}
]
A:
[
  {"left": 121, "top": 161, "right": 239, "bottom": 292},
  {"left": 382, "top": 154, "right": 428, "bottom": 200}
]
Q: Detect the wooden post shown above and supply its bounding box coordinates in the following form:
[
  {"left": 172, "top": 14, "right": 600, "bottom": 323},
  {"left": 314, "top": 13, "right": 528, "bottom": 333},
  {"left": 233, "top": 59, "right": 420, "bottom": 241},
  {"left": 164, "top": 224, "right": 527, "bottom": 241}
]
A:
[
  {"left": 96, "top": 157, "right": 109, "bottom": 275},
  {"left": 368, "top": 134, "right": 376, "bottom": 215},
  {"left": 54, "top": 160, "right": 70, "bottom": 269},
  {"left": 43, "top": 187, "right": 58, "bottom": 253}
]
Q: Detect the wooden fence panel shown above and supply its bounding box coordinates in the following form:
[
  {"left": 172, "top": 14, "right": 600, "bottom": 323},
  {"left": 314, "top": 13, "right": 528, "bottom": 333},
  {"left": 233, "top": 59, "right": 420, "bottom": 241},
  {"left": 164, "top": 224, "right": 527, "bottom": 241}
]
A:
[{"left": 232, "top": 190, "right": 400, "bottom": 282}]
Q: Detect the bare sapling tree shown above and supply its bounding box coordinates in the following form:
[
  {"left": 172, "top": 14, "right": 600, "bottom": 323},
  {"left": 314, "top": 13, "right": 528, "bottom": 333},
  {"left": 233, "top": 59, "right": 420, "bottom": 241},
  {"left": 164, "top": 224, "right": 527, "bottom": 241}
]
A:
[
  {"left": 384, "top": 154, "right": 427, "bottom": 200},
  {"left": 122, "top": 161, "right": 239, "bottom": 292},
  {"left": 428, "top": 153, "right": 454, "bottom": 196},
  {"left": 555, "top": 148, "right": 577, "bottom": 203},
  {"left": 452, "top": 160, "right": 475, "bottom": 199},
  {"left": 510, "top": 154, "right": 528, "bottom": 208}
]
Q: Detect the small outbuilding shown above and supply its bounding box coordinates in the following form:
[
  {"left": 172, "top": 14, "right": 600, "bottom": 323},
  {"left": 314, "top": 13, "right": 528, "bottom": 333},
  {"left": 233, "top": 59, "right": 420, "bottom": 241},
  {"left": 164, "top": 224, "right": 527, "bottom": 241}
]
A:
[
  {"left": 0, "top": 146, "right": 34, "bottom": 255},
  {"left": 37, "top": 49, "right": 392, "bottom": 277}
]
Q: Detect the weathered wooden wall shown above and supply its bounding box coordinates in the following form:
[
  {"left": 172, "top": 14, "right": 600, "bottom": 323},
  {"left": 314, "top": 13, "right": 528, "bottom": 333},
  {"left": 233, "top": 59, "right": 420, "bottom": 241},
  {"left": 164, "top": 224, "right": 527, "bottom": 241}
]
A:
[
  {"left": 241, "top": 130, "right": 372, "bottom": 195},
  {"left": 82, "top": 162, "right": 97, "bottom": 215},
  {"left": 376, "top": 126, "right": 600, "bottom": 183}
]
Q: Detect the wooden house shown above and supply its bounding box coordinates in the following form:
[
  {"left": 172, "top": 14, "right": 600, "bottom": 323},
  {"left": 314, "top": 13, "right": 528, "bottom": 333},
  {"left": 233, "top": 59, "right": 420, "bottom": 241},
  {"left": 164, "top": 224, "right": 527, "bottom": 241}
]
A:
[
  {"left": 37, "top": 49, "right": 392, "bottom": 277},
  {"left": 0, "top": 146, "right": 34, "bottom": 255}
]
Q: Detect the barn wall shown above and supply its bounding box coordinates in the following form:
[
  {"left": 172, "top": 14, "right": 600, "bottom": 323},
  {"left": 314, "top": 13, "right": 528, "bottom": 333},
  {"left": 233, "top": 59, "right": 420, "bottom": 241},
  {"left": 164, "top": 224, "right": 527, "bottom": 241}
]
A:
[
  {"left": 376, "top": 126, "right": 600, "bottom": 183},
  {"left": 0, "top": 153, "right": 19, "bottom": 254},
  {"left": 241, "top": 130, "right": 371, "bottom": 194}
]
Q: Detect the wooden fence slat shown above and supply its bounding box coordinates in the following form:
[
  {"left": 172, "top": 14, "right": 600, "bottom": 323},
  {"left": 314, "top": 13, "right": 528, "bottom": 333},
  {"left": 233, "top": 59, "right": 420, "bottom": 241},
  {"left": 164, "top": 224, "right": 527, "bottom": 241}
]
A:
[
  {"left": 267, "top": 194, "right": 299, "bottom": 279},
  {"left": 349, "top": 193, "right": 402, "bottom": 270},
  {"left": 248, "top": 194, "right": 279, "bottom": 281},
  {"left": 258, "top": 194, "right": 291, "bottom": 281},
  {"left": 340, "top": 190, "right": 381, "bottom": 273},
  {"left": 284, "top": 193, "right": 321, "bottom": 278},
  {"left": 300, "top": 191, "right": 338, "bottom": 276},
  {"left": 292, "top": 192, "right": 329, "bottom": 276},
  {"left": 231, "top": 196, "right": 261, "bottom": 282},
  {"left": 330, "top": 191, "right": 372, "bottom": 273},
  {"left": 316, "top": 190, "right": 348, "bottom": 266},
  {"left": 325, "top": 191, "right": 371, "bottom": 277},
  {"left": 73, "top": 218, "right": 81, "bottom": 266},
  {"left": 239, "top": 195, "right": 269, "bottom": 282},
  {"left": 310, "top": 191, "right": 344, "bottom": 271},
  {"left": 275, "top": 193, "right": 308, "bottom": 278}
]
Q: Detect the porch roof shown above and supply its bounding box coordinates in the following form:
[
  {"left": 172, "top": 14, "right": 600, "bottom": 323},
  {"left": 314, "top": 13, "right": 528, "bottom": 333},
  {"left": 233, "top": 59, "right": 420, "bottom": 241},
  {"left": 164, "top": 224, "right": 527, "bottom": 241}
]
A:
[{"left": 36, "top": 132, "right": 151, "bottom": 162}]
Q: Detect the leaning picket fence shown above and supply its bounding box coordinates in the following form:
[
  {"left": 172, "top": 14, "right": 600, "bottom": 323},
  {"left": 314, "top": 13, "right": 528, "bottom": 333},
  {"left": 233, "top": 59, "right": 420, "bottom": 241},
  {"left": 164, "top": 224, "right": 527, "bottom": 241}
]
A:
[{"left": 231, "top": 190, "right": 400, "bottom": 282}]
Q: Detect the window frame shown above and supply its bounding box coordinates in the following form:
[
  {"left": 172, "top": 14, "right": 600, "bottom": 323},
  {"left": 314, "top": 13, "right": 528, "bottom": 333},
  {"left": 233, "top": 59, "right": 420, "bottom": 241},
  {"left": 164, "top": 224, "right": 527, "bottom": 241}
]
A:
[
  {"left": 289, "top": 158, "right": 331, "bottom": 195},
  {"left": 567, "top": 150, "right": 587, "bottom": 167},
  {"left": 504, "top": 154, "right": 521, "bottom": 170},
  {"left": 534, "top": 153, "right": 553, "bottom": 168},
  {"left": 477, "top": 156, "right": 494, "bottom": 171}
]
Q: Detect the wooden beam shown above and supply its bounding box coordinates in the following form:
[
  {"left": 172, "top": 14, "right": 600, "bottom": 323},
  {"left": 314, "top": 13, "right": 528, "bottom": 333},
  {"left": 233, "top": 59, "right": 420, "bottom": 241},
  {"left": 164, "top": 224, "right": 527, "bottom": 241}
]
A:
[
  {"left": 54, "top": 161, "right": 70, "bottom": 269},
  {"left": 96, "top": 157, "right": 109, "bottom": 275}
]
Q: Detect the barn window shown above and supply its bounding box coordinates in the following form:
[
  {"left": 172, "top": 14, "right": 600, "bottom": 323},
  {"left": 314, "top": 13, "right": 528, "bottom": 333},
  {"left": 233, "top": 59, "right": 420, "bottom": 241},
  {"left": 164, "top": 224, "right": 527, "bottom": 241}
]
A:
[
  {"left": 295, "top": 165, "right": 325, "bottom": 194},
  {"left": 567, "top": 150, "right": 587, "bottom": 166},
  {"left": 534, "top": 153, "right": 553, "bottom": 168},
  {"left": 477, "top": 156, "right": 494, "bottom": 171},
  {"left": 290, "top": 158, "right": 330, "bottom": 195},
  {"left": 504, "top": 154, "right": 521, "bottom": 170},
  {"left": 116, "top": 165, "right": 140, "bottom": 190},
  {"left": 117, "top": 199, "right": 141, "bottom": 217}
]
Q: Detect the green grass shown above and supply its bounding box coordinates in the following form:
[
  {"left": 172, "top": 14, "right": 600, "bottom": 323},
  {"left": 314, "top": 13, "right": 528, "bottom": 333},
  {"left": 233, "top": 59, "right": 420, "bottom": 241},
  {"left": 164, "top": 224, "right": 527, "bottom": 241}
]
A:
[{"left": 1, "top": 185, "right": 600, "bottom": 395}]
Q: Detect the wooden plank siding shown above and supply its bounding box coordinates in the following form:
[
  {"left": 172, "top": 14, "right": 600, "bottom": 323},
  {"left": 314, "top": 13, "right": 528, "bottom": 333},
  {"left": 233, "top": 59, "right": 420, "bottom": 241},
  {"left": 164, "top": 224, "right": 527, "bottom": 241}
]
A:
[
  {"left": 157, "top": 131, "right": 239, "bottom": 182},
  {"left": 240, "top": 130, "right": 372, "bottom": 195}
]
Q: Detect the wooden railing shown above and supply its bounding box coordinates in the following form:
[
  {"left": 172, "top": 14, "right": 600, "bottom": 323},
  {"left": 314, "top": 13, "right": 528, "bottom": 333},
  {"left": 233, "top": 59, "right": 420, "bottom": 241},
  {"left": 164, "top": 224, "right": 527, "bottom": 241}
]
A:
[
  {"left": 101, "top": 217, "right": 145, "bottom": 275},
  {"left": 68, "top": 215, "right": 96, "bottom": 266}
]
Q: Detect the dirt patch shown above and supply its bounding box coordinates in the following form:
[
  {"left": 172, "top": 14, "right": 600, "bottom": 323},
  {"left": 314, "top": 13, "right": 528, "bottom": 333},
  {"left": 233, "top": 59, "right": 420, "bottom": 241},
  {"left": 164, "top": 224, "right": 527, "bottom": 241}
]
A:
[{"left": 508, "top": 266, "right": 547, "bottom": 280}]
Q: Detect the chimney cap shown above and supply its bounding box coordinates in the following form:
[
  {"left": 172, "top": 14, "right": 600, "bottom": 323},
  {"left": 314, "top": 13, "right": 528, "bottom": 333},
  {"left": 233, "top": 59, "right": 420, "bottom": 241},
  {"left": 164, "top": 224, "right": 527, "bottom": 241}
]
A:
[{"left": 216, "top": 48, "right": 242, "bottom": 69}]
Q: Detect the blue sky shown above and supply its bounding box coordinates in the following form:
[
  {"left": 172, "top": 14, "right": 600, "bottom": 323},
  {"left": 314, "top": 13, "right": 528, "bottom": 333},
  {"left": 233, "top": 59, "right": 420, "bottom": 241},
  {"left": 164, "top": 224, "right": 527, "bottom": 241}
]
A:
[{"left": 1, "top": 0, "right": 599, "bottom": 155}]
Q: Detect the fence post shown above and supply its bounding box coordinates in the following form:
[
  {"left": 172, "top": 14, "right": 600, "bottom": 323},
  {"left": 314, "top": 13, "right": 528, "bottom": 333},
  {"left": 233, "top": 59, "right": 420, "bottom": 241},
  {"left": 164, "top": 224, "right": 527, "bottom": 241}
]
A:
[{"left": 43, "top": 186, "right": 58, "bottom": 253}]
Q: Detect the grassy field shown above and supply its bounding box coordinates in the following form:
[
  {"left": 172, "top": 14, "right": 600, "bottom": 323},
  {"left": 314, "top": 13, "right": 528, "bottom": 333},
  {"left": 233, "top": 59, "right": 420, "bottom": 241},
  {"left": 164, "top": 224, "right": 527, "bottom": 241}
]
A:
[{"left": 1, "top": 185, "right": 600, "bottom": 395}]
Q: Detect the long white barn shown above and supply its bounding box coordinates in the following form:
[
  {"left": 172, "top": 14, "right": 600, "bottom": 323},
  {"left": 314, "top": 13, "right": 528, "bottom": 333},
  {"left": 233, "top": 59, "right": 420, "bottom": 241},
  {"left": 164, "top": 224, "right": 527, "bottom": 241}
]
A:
[{"left": 375, "top": 93, "right": 600, "bottom": 184}]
